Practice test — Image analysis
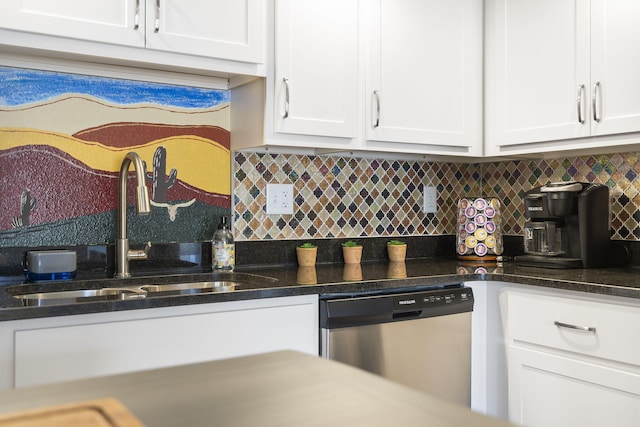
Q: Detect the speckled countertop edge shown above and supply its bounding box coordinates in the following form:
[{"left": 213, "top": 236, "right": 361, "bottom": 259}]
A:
[{"left": 2, "top": 258, "right": 640, "bottom": 321}]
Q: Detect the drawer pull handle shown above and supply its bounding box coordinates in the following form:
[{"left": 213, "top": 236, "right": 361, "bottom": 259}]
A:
[{"left": 554, "top": 321, "right": 596, "bottom": 333}]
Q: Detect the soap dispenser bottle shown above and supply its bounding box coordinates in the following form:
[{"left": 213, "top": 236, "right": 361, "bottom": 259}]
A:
[{"left": 212, "top": 215, "right": 235, "bottom": 271}]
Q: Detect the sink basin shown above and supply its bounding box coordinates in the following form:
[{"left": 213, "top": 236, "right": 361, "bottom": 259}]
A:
[
  {"left": 10, "top": 273, "right": 277, "bottom": 306},
  {"left": 14, "top": 288, "right": 146, "bottom": 307},
  {"left": 140, "top": 281, "right": 238, "bottom": 295}
]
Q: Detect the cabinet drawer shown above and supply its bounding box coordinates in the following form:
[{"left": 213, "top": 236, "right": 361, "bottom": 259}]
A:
[{"left": 506, "top": 291, "right": 640, "bottom": 366}]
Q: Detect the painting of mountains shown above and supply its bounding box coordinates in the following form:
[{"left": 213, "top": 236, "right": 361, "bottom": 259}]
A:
[{"left": 0, "top": 67, "right": 231, "bottom": 247}]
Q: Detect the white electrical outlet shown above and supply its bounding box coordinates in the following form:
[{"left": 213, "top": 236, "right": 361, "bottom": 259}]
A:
[
  {"left": 266, "top": 183, "right": 294, "bottom": 214},
  {"left": 423, "top": 186, "right": 438, "bottom": 213}
]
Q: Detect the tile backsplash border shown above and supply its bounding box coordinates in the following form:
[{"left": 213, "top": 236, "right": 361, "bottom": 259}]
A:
[{"left": 233, "top": 150, "right": 640, "bottom": 242}]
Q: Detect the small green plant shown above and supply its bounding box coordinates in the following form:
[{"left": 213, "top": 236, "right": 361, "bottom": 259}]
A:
[
  {"left": 342, "top": 240, "right": 360, "bottom": 247},
  {"left": 388, "top": 239, "right": 406, "bottom": 245},
  {"left": 299, "top": 242, "right": 317, "bottom": 249}
]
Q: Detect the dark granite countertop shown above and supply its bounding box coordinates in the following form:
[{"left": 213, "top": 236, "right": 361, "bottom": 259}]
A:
[{"left": 2, "top": 257, "right": 640, "bottom": 322}]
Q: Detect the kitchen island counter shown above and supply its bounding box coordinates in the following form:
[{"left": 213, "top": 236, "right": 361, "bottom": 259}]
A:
[{"left": 0, "top": 350, "right": 513, "bottom": 427}]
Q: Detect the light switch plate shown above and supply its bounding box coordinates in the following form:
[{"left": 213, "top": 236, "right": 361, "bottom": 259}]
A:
[
  {"left": 266, "top": 183, "right": 294, "bottom": 215},
  {"left": 423, "top": 186, "right": 438, "bottom": 213}
]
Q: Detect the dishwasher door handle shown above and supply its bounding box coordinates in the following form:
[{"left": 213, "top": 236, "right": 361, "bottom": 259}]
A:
[{"left": 393, "top": 310, "right": 422, "bottom": 320}]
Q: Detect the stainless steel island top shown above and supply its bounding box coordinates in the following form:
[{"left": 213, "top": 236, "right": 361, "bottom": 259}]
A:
[{"left": 0, "top": 350, "right": 513, "bottom": 427}]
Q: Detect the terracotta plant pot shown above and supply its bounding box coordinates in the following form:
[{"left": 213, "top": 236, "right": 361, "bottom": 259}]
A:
[
  {"left": 342, "top": 245, "right": 363, "bottom": 264},
  {"left": 387, "top": 243, "right": 407, "bottom": 262},
  {"left": 296, "top": 246, "right": 317, "bottom": 267}
]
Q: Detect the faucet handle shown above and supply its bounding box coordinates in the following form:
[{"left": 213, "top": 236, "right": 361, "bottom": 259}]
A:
[{"left": 128, "top": 241, "right": 152, "bottom": 260}]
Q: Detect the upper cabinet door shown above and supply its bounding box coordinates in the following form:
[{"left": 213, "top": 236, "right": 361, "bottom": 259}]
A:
[
  {"left": 365, "top": 0, "right": 483, "bottom": 155},
  {"left": 0, "top": 0, "right": 145, "bottom": 47},
  {"left": 273, "top": 0, "right": 359, "bottom": 138},
  {"left": 145, "top": 0, "right": 265, "bottom": 63},
  {"left": 590, "top": 0, "right": 640, "bottom": 137},
  {"left": 485, "top": 0, "right": 591, "bottom": 151}
]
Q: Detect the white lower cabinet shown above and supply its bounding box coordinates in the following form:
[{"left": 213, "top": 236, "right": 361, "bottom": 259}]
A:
[
  {"left": 466, "top": 281, "right": 510, "bottom": 421},
  {"left": 0, "top": 295, "right": 318, "bottom": 390},
  {"left": 509, "top": 346, "right": 640, "bottom": 427},
  {"left": 502, "top": 289, "right": 640, "bottom": 427}
]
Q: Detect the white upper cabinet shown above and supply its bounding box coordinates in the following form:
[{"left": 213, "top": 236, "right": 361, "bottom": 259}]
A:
[
  {"left": 590, "top": 0, "right": 640, "bottom": 137},
  {"left": 246, "top": 0, "right": 483, "bottom": 157},
  {"left": 146, "top": 0, "right": 265, "bottom": 64},
  {"left": 485, "top": 0, "right": 590, "bottom": 148},
  {"left": 0, "top": 0, "right": 265, "bottom": 67},
  {"left": 485, "top": 0, "right": 640, "bottom": 156},
  {"left": 0, "top": 0, "right": 145, "bottom": 47},
  {"left": 364, "top": 0, "right": 483, "bottom": 157},
  {"left": 273, "top": 0, "right": 359, "bottom": 139}
]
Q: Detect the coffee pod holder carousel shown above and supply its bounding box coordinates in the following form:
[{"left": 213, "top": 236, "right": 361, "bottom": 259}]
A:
[{"left": 456, "top": 197, "right": 503, "bottom": 264}]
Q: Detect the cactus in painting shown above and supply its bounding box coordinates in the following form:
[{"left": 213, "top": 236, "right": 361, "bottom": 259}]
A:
[
  {"left": 144, "top": 146, "right": 177, "bottom": 203},
  {"left": 11, "top": 189, "right": 36, "bottom": 228}
]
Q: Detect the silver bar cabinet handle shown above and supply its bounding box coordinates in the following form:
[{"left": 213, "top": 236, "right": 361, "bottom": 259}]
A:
[
  {"left": 577, "top": 84, "right": 585, "bottom": 124},
  {"left": 154, "top": 0, "right": 160, "bottom": 33},
  {"left": 554, "top": 320, "right": 596, "bottom": 333},
  {"left": 592, "top": 81, "right": 601, "bottom": 122},
  {"left": 133, "top": 0, "right": 140, "bottom": 30},
  {"left": 283, "top": 78, "right": 290, "bottom": 119},
  {"left": 373, "top": 90, "right": 380, "bottom": 128}
]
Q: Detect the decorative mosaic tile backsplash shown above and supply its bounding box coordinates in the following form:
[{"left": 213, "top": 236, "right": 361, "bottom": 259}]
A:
[{"left": 233, "top": 151, "right": 640, "bottom": 242}]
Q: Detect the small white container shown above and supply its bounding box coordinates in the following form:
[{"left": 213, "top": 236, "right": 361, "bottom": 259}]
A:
[{"left": 26, "top": 250, "right": 77, "bottom": 281}]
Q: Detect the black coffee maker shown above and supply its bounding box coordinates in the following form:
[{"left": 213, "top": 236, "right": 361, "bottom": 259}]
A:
[{"left": 516, "top": 182, "right": 611, "bottom": 268}]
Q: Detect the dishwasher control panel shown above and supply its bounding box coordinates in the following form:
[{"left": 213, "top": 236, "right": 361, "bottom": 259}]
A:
[
  {"left": 393, "top": 287, "right": 473, "bottom": 311},
  {"left": 320, "top": 286, "right": 474, "bottom": 328}
]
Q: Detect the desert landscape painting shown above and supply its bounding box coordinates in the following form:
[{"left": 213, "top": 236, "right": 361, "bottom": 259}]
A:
[{"left": 0, "top": 66, "right": 231, "bottom": 247}]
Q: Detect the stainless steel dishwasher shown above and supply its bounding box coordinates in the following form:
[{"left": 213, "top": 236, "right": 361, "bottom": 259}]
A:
[{"left": 320, "top": 285, "right": 474, "bottom": 406}]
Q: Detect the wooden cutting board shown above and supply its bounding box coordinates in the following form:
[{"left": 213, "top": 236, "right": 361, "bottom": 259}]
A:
[{"left": 0, "top": 398, "right": 145, "bottom": 427}]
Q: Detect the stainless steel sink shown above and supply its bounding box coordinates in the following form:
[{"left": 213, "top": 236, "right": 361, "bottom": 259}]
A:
[
  {"left": 11, "top": 274, "right": 274, "bottom": 306},
  {"left": 140, "top": 281, "right": 238, "bottom": 295},
  {"left": 14, "top": 287, "right": 146, "bottom": 307}
]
